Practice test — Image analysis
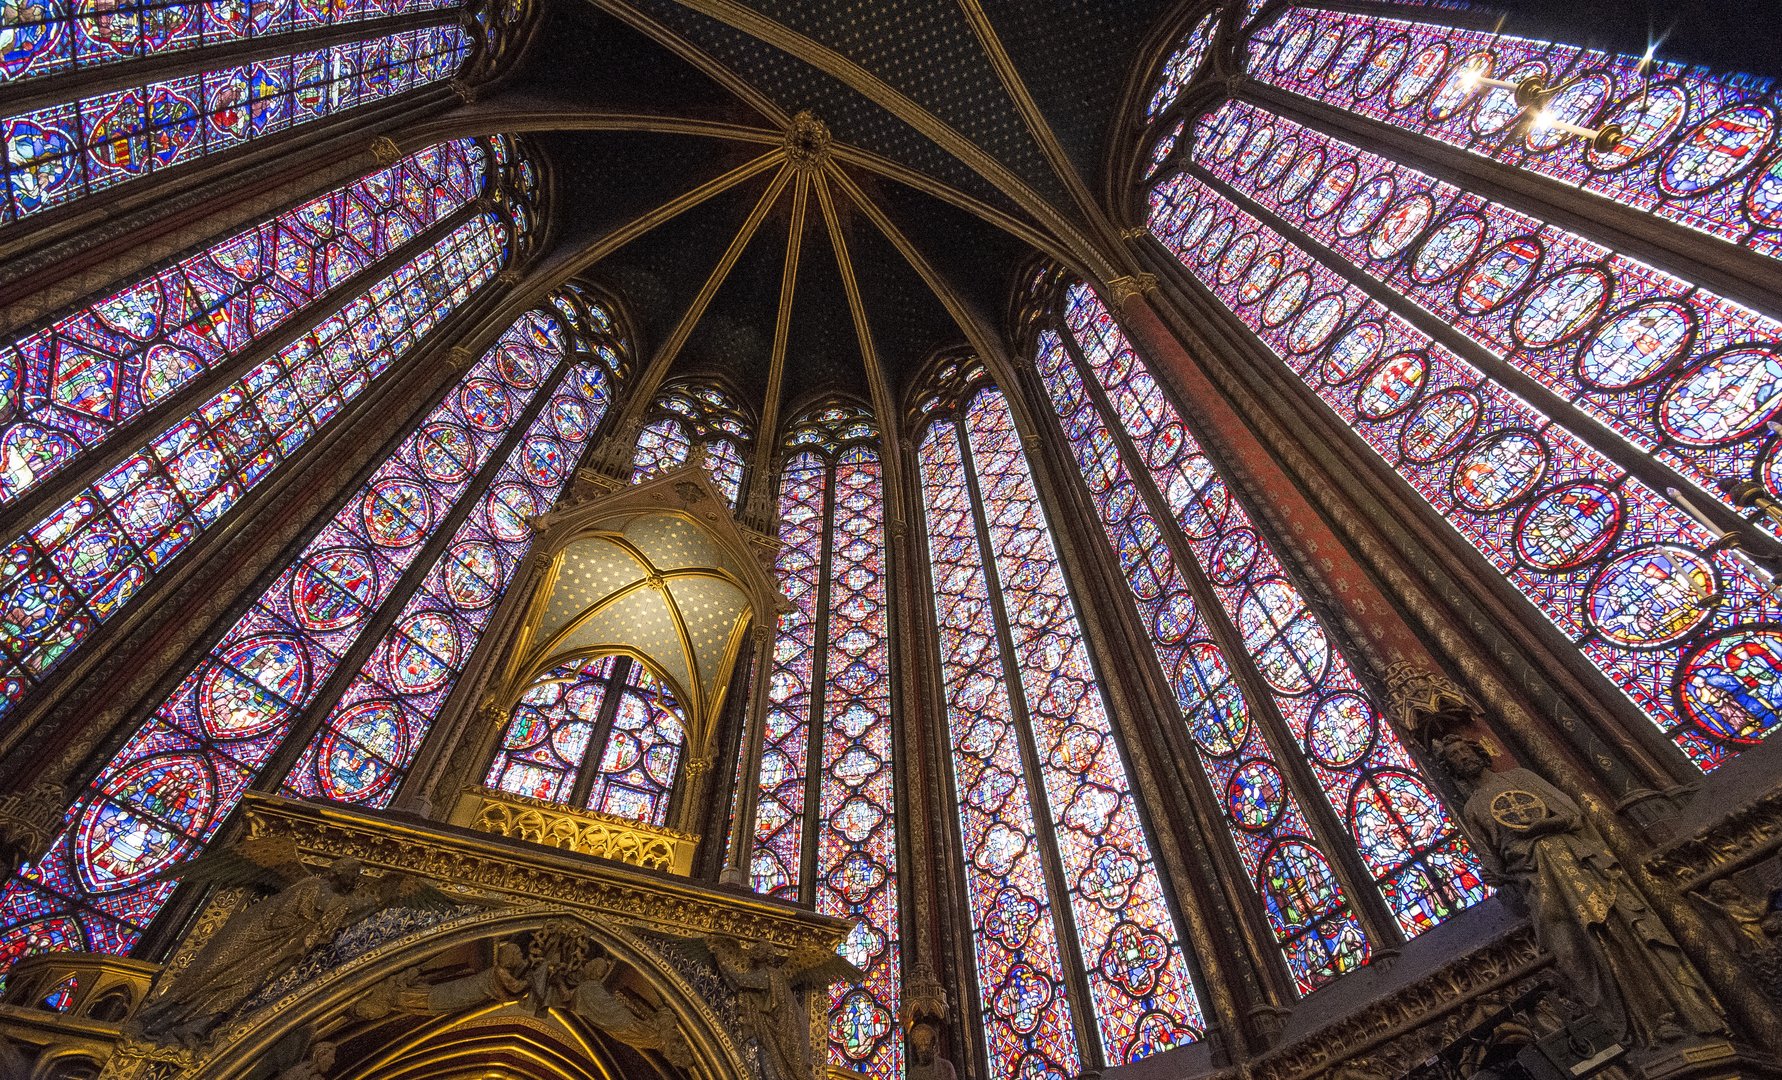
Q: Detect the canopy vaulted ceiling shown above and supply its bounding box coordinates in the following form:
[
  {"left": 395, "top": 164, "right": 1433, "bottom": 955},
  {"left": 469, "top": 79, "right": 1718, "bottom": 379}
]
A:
[{"left": 480, "top": 0, "right": 1186, "bottom": 412}]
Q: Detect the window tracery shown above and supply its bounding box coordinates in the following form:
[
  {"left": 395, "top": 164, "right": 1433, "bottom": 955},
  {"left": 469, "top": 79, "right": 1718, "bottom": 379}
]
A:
[
  {"left": 916, "top": 363, "right": 1204, "bottom": 1075},
  {"left": 1139, "top": 17, "right": 1782, "bottom": 770},
  {"left": 0, "top": 136, "right": 537, "bottom": 728},
  {"left": 1, "top": 26, "right": 468, "bottom": 222},
  {"left": 1246, "top": 5, "right": 1782, "bottom": 259},
  {"left": 1031, "top": 278, "right": 1487, "bottom": 989},
  {"left": 0, "top": 0, "right": 458, "bottom": 86},
  {"left": 1190, "top": 99, "right": 1782, "bottom": 555},
  {"left": 740, "top": 400, "right": 901, "bottom": 1078},
  {"left": 0, "top": 286, "right": 598, "bottom": 974},
  {"left": 630, "top": 379, "right": 751, "bottom": 510}
]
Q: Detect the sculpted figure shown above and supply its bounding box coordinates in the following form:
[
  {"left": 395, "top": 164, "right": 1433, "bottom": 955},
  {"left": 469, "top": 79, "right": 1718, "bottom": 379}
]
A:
[
  {"left": 1432, "top": 737, "right": 1725, "bottom": 1047},
  {"left": 270, "top": 1040, "right": 336, "bottom": 1080},
  {"left": 564, "top": 952, "right": 693, "bottom": 1068},
  {"left": 353, "top": 941, "right": 529, "bottom": 1020},
  {"left": 134, "top": 834, "right": 470, "bottom": 1043},
  {"left": 136, "top": 849, "right": 364, "bottom": 1042},
  {"left": 906, "top": 1020, "right": 958, "bottom": 1080},
  {"left": 688, "top": 936, "right": 858, "bottom": 1080}
]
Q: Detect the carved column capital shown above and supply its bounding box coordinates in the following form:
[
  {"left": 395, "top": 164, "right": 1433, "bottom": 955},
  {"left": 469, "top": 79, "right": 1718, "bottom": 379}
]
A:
[
  {"left": 369, "top": 135, "right": 402, "bottom": 166},
  {"left": 1105, "top": 273, "right": 1159, "bottom": 307}
]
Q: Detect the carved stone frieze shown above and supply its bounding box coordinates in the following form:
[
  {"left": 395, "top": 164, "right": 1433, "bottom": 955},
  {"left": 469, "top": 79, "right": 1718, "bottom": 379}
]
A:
[
  {"left": 452, "top": 786, "right": 697, "bottom": 874},
  {"left": 1647, "top": 788, "right": 1782, "bottom": 891},
  {"left": 1248, "top": 930, "right": 1544, "bottom": 1080},
  {"left": 239, "top": 794, "right": 850, "bottom": 951}
]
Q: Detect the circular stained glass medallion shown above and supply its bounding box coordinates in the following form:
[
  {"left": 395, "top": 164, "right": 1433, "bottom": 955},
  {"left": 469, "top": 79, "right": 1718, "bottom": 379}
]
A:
[
  {"left": 1409, "top": 214, "right": 1485, "bottom": 284},
  {"left": 1514, "top": 481, "right": 1623, "bottom": 571},
  {"left": 1587, "top": 545, "right": 1714, "bottom": 647},
  {"left": 73, "top": 752, "right": 215, "bottom": 891},
  {"left": 1337, "top": 173, "right": 1395, "bottom": 237},
  {"left": 1399, "top": 388, "right": 1480, "bottom": 463},
  {"left": 1658, "top": 345, "right": 1782, "bottom": 447},
  {"left": 1357, "top": 35, "right": 1408, "bottom": 99},
  {"left": 1659, "top": 103, "right": 1774, "bottom": 198},
  {"left": 318, "top": 700, "right": 404, "bottom": 801},
  {"left": 1261, "top": 269, "right": 1311, "bottom": 327},
  {"left": 1452, "top": 430, "right": 1548, "bottom": 512},
  {"left": 1322, "top": 320, "right": 1386, "bottom": 384},
  {"left": 1514, "top": 266, "right": 1611, "bottom": 349},
  {"left": 1307, "top": 160, "right": 1359, "bottom": 219},
  {"left": 198, "top": 635, "right": 309, "bottom": 739},
  {"left": 363, "top": 478, "right": 431, "bottom": 548},
  {"left": 1577, "top": 299, "right": 1695, "bottom": 390},
  {"left": 1369, "top": 193, "right": 1434, "bottom": 260},
  {"left": 388, "top": 611, "right": 459, "bottom": 692},
  {"left": 1391, "top": 42, "right": 1450, "bottom": 110},
  {"left": 415, "top": 421, "right": 474, "bottom": 483},
  {"left": 1240, "top": 251, "right": 1285, "bottom": 304},
  {"left": 1356, "top": 351, "right": 1427, "bottom": 420},
  {"left": 1588, "top": 82, "right": 1690, "bottom": 172},
  {"left": 1456, "top": 235, "right": 1544, "bottom": 315},
  {"left": 1228, "top": 759, "right": 1288, "bottom": 830},
  {"left": 1308, "top": 692, "right": 1375, "bottom": 768},
  {"left": 289, "top": 547, "right": 378, "bottom": 632},
  {"left": 1679, "top": 627, "right": 1782, "bottom": 743}
]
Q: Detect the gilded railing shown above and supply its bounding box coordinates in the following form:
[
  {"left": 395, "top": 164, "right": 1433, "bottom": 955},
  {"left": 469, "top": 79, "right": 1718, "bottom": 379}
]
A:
[{"left": 451, "top": 788, "right": 697, "bottom": 875}]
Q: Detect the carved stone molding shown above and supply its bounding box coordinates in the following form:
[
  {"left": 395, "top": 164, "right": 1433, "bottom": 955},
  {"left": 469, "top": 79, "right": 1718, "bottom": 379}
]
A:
[
  {"left": 238, "top": 794, "right": 850, "bottom": 950},
  {"left": 1249, "top": 929, "right": 1545, "bottom": 1080},
  {"left": 1647, "top": 788, "right": 1782, "bottom": 890},
  {"left": 369, "top": 135, "right": 402, "bottom": 166},
  {"left": 452, "top": 787, "right": 698, "bottom": 874}
]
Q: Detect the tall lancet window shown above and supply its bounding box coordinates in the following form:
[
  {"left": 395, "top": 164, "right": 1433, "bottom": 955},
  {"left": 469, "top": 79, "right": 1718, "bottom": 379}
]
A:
[
  {"left": 0, "top": 136, "right": 535, "bottom": 729},
  {"left": 741, "top": 401, "right": 900, "bottom": 1079},
  {"left": 485, "top": 655, "right": 687, "bottom": 828},
  {"left": 915, "top": 361, "right": 1205, "bottom": 1077},
  {"left": 1141, "top": 9, "right": 1782, "bottom": 771},
  {"left": 631, "top": 379, "right": 752, "bottom": 509},
  {"left": 1245, "top": 6, "right": 1782, "bottom": 258},
  {"left": 0, "top": 0, "right": 486, "bottom": 224},
  {"left": 0, "top": 285, "right": 615, "bottom": 974},
  {"left": 1032, "top": 278, "right": 1487, "bottom": 992}
]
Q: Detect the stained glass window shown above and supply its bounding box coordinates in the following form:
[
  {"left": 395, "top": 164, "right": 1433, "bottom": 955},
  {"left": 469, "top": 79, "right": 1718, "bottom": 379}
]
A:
[
  {"left": 0, "top": 138, "right": 486, "bottom": 508},
  {"left": 739, "top": 402, "right": 901, "bottom": 1078},
  {"left": 630, "top": 380, "right": 751, "bottom": 509},
  {"left": 485, "top": 655, "right": 687, "bottom": 829},
  {"left": 1247, "top": 6, "right": 1782, "bottom": 259},
  {"left": 0, "top": 0, "right": 459, "bottom": 86},
  {"left": 0, "top": 299, "right": 588, "bottom": 973},
  {"left": 0, "top": 210, "right": 509, "bottom": 725},
  {"left": 918, "top": 375, "right": 1204, "bottom": 1075},
  {"left": 1191, "top": 99, "right": 1782, "bottom": 549},
  {"left": 1146, "top": 167, "right": 1782, "bottom": 770},
  {"left": 282, "top": 289, "right": 623, "bottom": 805},
  {"left": 1041, "top": 281, "right": 1487, "bottom": 983},
  {"left": 1145, "top": 7, "right": 1222, "bottom": 120},
  {"left": 2, "top": 25, "right": 466, "bottom": 223}
]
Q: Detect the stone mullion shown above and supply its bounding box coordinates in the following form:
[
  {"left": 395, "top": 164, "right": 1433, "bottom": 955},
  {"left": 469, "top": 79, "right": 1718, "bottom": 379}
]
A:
[
  {"left": 1239, "top": 72, "right": 1782, "bottom": 315},
  {"left": 1125, "top": 244, "right": 1782, "bottom": 1048},
  {"left": 249, "top": 301, "right": 585, "bottom": 799},
  {"left": 0, "top": 83, "right": 459, "bottom": 288},
  {"left": 566, "top": 657, "right": 634, "bottom": 811},
  {"left": 897, "top": 419, "right": 1008, "bottom": 1080},
  {"left": 1001, "top": 354, "right": 1294, "bottom": 1050},
  {"left": 1186, "top": 146, "right": 1782, "bottom": 571},
  {"left": 1050, "top": 316, "right": 1408, "bottom": 957},
  {"left": 0, "top": 199, "right": 486, "bottom": 546},
  {"left": 394, "top": 336, "right": 631, "bottom": 816},
  {"left": 796, "top": 456, "right": 839, "bottom": 905},
  {"left": 0, "top": 9, "right": 459, "bottom": 118},
  {"left": 0, "top": 258, "right": 518, "bottom": 778},
  {"left": 1124, "top": 238, "right": 1681, "bottom": 805},
  {"left": 1161, "top": 155, "right": 1704, "bottom": 793},
  {"left": 950, "top": 409, "right": 1107, "bottom": 1073}
]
